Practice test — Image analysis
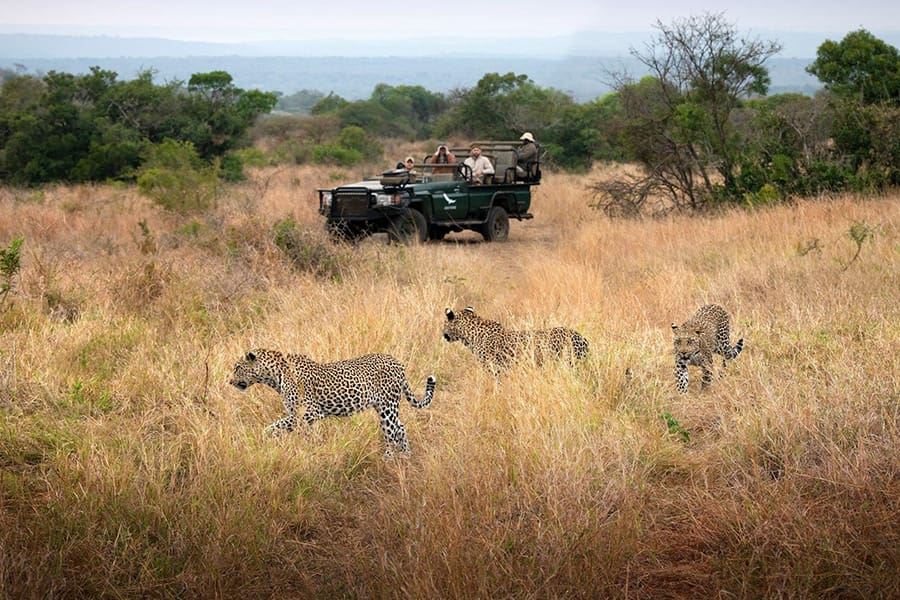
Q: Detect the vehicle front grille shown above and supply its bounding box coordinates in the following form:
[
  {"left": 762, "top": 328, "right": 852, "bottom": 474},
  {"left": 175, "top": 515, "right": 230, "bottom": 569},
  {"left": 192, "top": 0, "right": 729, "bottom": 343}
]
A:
[{"left": 332, "top": 192, "right": 371, "bottom": 216}]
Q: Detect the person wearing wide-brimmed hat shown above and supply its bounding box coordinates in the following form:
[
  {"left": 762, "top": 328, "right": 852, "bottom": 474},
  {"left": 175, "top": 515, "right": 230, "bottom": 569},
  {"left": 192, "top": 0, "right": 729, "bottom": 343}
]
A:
[{"left": 516, "top": 132, "right": 538, "bottom": 179}]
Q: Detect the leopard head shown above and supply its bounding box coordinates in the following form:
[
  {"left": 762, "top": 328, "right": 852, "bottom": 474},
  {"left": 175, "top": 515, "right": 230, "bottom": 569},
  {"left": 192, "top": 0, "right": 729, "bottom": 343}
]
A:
[
  {"left": 671, "top": 324, "right": 703, "bottom": 363},
  {"left": 229, "top": 349, "right": 279, "bottom": 391},
  {"left": 443, "top": 306, "right": 477, "bottom": 344}
]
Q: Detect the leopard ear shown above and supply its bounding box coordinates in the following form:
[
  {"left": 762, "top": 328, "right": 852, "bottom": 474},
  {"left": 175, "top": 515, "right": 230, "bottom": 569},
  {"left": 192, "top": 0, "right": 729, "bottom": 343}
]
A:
[
  {"left": 445, "top": 308, "right": 455, "bottom": 321},
  {"left": 464, "top": 306, "right": 475, "bottom": 314},
  {"left": 246, "top": 351, "right": 257, "bottom": 361},
  {"left": 671, "top": 324, "right": 678, "bottom": 331}
]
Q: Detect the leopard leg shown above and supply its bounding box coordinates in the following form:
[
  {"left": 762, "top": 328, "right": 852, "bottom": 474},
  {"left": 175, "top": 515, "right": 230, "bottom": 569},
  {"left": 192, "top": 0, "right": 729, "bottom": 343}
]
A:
[
  {"left": 265, "top": 415, "right": 295, "bottom": 435},
  {"left": 266, "top": 385, "right": 299, "bottom": 435},
  {"left": 299, "top": 407, "right": 324, "bottom": 443},
  {"left": 700, "top": 362, "right": 714, "bottom": 389},
  {"left": 377, "top": 403, "right": 410, "bottom": 458},
  {"left": 675, "top": 361, "right": 689, "bottom": 394}
]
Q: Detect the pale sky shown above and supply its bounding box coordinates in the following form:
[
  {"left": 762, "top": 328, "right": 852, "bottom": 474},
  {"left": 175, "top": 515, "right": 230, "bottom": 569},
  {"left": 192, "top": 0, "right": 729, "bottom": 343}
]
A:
[{"left": 1, "top": 0, "right": 898, "bottom": 42}]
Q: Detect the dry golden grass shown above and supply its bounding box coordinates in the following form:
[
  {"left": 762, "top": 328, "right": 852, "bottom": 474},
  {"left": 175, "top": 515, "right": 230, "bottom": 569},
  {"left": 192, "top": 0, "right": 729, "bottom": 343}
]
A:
[{"left": 0, "top": 165, "right": 897, "bottom": 598}]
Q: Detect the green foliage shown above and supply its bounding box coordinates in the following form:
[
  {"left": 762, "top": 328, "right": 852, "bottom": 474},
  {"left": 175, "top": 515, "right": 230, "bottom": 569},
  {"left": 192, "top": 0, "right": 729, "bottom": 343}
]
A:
[
  {"left": 275, "top": 89, "right": 326, "bottom": 115},
  {"left": 136, "top": 140, "right": 219, "bottom": 213},
  {"left": 830, "top": 100, "right": 900, "bottom": 187},
  {"left": 311, "top": 93, "right": 349, "bottom": 115},
  {"left": 218, "top": 153, "right": 245, "bottom": 182},
  {"left": 311, "top": 144, "right": 362, "bottom": 166},
  {"left": 315, "top": 85, "right": 447, "bottom": 139},
  {"left": 311, "top": 126, "right": 382, "bottom": 166},
  {"left": 838, "top": 221, "right": 880, "bottom": 271},
  {"left": 803, "top": 31, "right": 900, "bottom": 190},
  {"left": 338, "top": 125, "right": 382, "bottom": 156},
  {"left": 610, "top": 14, "right": 782, "bottom": 208},
  {"left": 437, "top": 72, "right": 573, "bottom": 140},
  {"left": 662, "top": 412, "right": 690, "bottom": 443},
  {"left": 230, "top": 147, "right": 270, "bottom": 168},
  {"left": 741, "top": 183, "right": 781, "bottom": 208},
  {"left": 807, "top": 30, "right": 900, "bottom": 104},
  {"left": 0, "top": 67, "right": 275, "bottom": 186},
  {"left": 0, "top": 236, "right": 24, "bottom": 308},
  {"left": 542, "top": 94, "right": 629, "bottom": 170},
  {"left": 67, "top": 380, "right": 114, "bottom": 415}
]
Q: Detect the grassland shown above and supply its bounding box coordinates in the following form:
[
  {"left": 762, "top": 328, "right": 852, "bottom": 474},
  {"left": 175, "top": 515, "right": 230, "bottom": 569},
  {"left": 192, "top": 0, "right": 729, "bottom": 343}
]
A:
[{"left": 0, "top": 163, "right": 897, "bottom": 598}]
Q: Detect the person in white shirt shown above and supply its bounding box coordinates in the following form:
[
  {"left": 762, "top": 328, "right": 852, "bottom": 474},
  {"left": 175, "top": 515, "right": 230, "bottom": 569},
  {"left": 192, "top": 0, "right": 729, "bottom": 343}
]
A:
[{"left": 463, "top": 145, "right": 495, "bottom": 184}]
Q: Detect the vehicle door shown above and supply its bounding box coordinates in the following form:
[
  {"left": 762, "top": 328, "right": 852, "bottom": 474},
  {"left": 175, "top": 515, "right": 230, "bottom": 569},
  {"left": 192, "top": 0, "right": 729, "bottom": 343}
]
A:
[{"left": 428, "top": 172, "right": 469, "bottom": 223}]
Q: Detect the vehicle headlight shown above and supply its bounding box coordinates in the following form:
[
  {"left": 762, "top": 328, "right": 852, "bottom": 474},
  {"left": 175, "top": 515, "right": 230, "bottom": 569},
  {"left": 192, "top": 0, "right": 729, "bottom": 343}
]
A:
[
  {"left": 321, "top": 191, "right": 332, "bottom": 208},
  {"left": 375, "top": 193, "right": 402, "bottom": 207}
]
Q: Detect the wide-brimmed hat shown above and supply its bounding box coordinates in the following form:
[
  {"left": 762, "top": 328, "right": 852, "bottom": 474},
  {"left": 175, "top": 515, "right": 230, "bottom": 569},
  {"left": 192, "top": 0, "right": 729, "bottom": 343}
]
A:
[
  {"left": 520, "top": 132, "right": 535, "bottom": 142},
  {"left": 404, "top": 156, "right": 414, "bottom": 163}
]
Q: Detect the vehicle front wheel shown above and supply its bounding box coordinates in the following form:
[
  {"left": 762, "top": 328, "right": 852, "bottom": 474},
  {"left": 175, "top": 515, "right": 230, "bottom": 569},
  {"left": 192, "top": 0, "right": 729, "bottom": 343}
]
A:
[
  {"left": 387, "top": 209, "right": 427, "bottom": 245},
  {"left": 481, "top": 206, "right": 509, "bottom": 242}
]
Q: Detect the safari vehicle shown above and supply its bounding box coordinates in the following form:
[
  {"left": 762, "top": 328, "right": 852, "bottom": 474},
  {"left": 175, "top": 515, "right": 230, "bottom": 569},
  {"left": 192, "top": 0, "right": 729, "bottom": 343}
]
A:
[{"left": 317, "top": 141, "right": 541, "bottom": 243}]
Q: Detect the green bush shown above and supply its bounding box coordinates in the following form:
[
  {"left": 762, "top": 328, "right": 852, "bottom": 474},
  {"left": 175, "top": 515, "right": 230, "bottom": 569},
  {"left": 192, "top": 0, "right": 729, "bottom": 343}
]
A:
[
  {"left": 136, "top": 140, "right": 218, "bottom": 213},
  {"left": 219, "top": 153, "right": 245, "bottom": 182},
  {"left": 311, "top": 144, "right": 363, "bottom": 166},
  {"left": 0, "top": 236, "right": 23, "bottom": 308},
  {"left": 230, "top": 147, "right": 270, "bottom": 168}
]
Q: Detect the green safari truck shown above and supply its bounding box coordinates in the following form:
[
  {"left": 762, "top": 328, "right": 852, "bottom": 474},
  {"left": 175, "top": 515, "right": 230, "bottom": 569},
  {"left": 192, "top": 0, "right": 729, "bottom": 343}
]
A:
[{"left": 317, "top": 141, "right": 540, "bottom": 243}]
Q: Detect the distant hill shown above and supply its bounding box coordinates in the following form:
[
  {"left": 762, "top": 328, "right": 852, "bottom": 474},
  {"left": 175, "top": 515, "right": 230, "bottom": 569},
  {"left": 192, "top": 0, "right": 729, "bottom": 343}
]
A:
[{"left": 4, "top": 30, "right": 890, "bottom": 100}]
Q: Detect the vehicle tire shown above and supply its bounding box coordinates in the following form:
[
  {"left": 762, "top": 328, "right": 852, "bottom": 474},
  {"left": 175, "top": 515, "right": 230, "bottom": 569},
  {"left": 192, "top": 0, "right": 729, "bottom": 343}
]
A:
[
  {"left": 387, "top": 209, "right": 427, "bottom": 245},
  {"left": 481, "top": 206, "right": 509, "bottom": 242}
]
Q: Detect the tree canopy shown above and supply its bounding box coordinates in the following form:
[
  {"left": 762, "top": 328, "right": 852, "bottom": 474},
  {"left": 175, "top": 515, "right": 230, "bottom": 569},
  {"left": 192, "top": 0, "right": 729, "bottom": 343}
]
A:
[
  {"left": 807, "top": 29, "right": 900, "bottom": 104},
  {"left": 0, "top": 67, "right": 276, "bottom": 186}
]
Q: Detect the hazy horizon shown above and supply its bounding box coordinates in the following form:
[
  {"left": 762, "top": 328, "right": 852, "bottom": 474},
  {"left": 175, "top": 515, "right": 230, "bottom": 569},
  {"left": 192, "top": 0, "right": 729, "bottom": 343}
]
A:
[{"left": 2, "top": 0, "right": 899, "bottom": 45}]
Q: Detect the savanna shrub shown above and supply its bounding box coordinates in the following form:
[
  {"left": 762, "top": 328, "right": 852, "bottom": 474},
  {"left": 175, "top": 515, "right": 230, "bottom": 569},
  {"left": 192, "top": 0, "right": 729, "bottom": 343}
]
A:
[
  {"left": 311, "top": 143, "right": 362, "bottom": 166},
  {"left": 272, "top": 217, "right": 349, "bottom": 281},
  {"left": 219, "top": 154, "right": 245, "bottom": 182},
  {"left": 137, "top": 140, "right": 219, "bottom": 213}
]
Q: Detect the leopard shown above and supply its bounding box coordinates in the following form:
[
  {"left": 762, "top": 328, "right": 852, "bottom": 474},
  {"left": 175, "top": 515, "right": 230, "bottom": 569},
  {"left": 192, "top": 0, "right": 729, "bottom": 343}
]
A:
[
  {"left": 442, "top": 306, "right": 589, "bottom": 375},
  {"left": 671, "top": 304, "right": 744, "bottom": 394},
  {"left": 229, "top": 348, "right": 436, "bottom": 458}
]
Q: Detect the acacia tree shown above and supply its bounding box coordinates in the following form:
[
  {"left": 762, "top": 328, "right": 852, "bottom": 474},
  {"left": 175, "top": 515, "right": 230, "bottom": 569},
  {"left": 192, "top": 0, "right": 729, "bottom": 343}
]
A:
[{"left": 602, "top": 13, "right": 781, "bottom": 211}]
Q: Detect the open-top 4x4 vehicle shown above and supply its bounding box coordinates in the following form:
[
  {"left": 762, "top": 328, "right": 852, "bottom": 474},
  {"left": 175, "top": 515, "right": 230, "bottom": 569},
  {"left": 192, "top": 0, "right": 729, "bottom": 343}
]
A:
[{"left": 317, "top": 141, "right": 541, "bottom": 243}]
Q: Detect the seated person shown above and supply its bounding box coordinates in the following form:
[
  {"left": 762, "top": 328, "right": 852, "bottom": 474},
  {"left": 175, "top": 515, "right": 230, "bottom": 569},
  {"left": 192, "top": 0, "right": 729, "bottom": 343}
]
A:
[
  {"left": 397, "top": 156, "right": 415, "bottom": 171},
  {"left": 463, "top": 145, "right": 495, "bottom": 184},
  {"left": 429, "top": 142, "right": 456, "bottom": 174},
  {"left": 515, "top": 132, "right": 538, "bottom": 179}
]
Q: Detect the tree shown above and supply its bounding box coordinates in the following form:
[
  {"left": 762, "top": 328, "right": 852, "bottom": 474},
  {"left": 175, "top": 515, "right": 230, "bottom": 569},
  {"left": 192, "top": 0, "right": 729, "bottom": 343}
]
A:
[
  {"left": 437, "top": 72, "right": 573, "bottom": 140},
  {"left": 311, "top": 93, "right": 349, "bottom": 115},
  {"left": 183, "top": 71, "right": 277, "bottom": 159},
  {"left": 0, "top": 67, "right": 275, "bottom": 185},
  {"left": 806, "top": 31, "right": 900, "bottom": 187},
  {"left": 275, "top": 89, "right": 326, "bottom": 115},
  {"left": 605, "top": 13, "right": 781, "bottom": 210},
  {"left": 807, "top": 29, "right": 900, "bottom": 104},
  {"left": 542, "top": 93, "right": 629, "bottom": 171},
  {"left": 736, "top": 92, "right": 841, "bottom": 197}
]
